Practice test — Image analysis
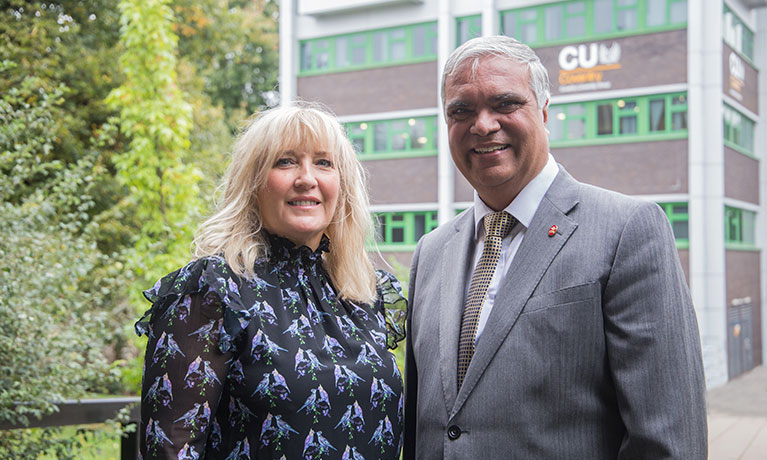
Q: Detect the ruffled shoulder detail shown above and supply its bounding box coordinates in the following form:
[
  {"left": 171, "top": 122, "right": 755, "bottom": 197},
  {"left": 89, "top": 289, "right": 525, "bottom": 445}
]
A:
[
  {"left": 135, "top": 256, "right": 251, "bottom": 354},
  {"left": 375, "top": 269, "right": 407, "bottom": 349}
]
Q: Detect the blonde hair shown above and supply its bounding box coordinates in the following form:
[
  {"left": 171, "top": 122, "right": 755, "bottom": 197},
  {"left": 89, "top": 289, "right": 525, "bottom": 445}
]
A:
[{"left": 193, "top": 102, "right": 377, "bottom": 304}]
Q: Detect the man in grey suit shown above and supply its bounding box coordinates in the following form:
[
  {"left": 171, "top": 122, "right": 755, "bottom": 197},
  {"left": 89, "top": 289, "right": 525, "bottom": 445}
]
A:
[{"left": 403, "top": 36, "right": 707, "bottom": 459}]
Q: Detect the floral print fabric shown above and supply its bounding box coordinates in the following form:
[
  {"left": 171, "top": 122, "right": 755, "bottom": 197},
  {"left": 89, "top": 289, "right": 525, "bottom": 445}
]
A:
[{"left": 135, "top": 233, "right": 406, "bottom": 459}]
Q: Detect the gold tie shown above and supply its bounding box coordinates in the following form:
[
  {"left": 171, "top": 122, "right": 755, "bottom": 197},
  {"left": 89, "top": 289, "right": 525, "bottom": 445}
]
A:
[{"left": 457, "top": 211, "right": 516, "bottom": 389}]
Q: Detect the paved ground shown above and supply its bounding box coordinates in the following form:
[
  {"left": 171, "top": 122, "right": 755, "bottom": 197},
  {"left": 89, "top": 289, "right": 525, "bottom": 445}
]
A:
[{"left": 707, "top": 365, "right": 767, "bottom": 459}]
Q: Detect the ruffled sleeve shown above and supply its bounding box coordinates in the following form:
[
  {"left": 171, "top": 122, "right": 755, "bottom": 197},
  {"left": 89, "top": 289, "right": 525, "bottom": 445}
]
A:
[
  {"left": 375, "top": 270, "right": 407, "bottom": 349},
  {"left": 135, "top": 256, "right": 251, "bottom": 354},
  {"left": 135, "top": 257, "right": 253, "bottom": 459}
]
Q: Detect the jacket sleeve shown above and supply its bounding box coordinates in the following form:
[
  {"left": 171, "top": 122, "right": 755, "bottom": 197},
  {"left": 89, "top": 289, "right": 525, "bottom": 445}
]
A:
[{"left": 602, "top": 201, "right": 707, "bottom": 459}]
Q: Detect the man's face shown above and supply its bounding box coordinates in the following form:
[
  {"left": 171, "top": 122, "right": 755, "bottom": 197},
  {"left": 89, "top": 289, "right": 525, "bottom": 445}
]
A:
[{"left": 444, "top": 55, "right": 550, "bottom": 211}]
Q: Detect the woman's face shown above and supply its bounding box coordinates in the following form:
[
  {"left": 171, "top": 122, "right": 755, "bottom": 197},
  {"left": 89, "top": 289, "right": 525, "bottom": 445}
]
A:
[{"left": 257, "top": 148, "right": 340, "bottom": 250}]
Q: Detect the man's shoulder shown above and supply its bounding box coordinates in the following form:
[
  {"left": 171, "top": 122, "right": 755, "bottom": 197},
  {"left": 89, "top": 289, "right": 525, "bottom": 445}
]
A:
[
  {"left": 417, "top": 208, "right": 472, "bottom": 248},
  {"left": 559, "top": 172, "right": 662, "bottom": 220}
]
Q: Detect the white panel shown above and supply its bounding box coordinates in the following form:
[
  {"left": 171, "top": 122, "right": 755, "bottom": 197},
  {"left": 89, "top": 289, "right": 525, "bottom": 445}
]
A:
[{"left": 299, "top": 0, "right": 423, "bottom": 16}]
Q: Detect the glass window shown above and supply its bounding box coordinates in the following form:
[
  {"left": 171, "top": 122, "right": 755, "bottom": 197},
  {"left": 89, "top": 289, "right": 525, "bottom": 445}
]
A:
[
  {"left": 670, "top": 1, "right": 687, "bottom": 23},
  {"left": 597, "top": 104, "right": 613, "bottom": 135},
  {"left": 672, "top": 221, "right": 689, "bottom": 240},
  {"left": 565, "top": 1, "right": 586, "bottom": 36},
  {"left": 414, "top": 214, "right": 426, "bottom": 240},
  {"left": 520, "top": 9, "right": 538, "bottom": 43},
  {"left": 390, "top": 120, "right": 408, "bottom": 151},
  {"left": 646, "top": 0, "right": 666, "bottom": 26},
  {"left": 349, "top": 35, "right": 367, "bottom": 65},
  {"left": 412, "top": 24, "right": 428, "bottom": 57},
  {"left": 619, "top": 100, "right": 638, "bottom": 134},
  {"left": 457, "top": 15, "right": 482, "bottom": 46},
  {"left": 374, "top": 123, "right": 387, "bottom": 152},
  {"left": 545, "top": 5, "right": 563, "bottom": 41},
  {"left": 389, "top": 29, "right": 407, "bottom": 60},
  {"left": 594, "top": 0, "right": 614, "bottom": 33},
  {"left": 300, "top": 42, "right": 312, "bottom": 71},
  {"left": 649, "top": 99, "right": 666, "bottom": 131},
  {"left": 501, "top": 12, "right": 516, "bottom": 37},
  {"left": 372, "top": 31, "right": 387, "bottom": 62},
  {"left": 315, "top": 40, "right": 329, "bottom": 69},
  {"left": 410, "top": 119, "right": 426, "bottom": 149},
  {"left": 617, "top": 10, "right": 637, "bottom": 30},
  {"left": 548, "top": 107, "right": 564, "bottom": 141},
  {"left": 335, "top": 37, "right": 349, "bottom": 67}
]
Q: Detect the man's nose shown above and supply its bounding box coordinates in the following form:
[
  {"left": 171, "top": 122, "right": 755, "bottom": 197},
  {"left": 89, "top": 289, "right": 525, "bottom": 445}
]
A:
[{"left": 470, "top": 110, "right": 500, "bottom": 136}]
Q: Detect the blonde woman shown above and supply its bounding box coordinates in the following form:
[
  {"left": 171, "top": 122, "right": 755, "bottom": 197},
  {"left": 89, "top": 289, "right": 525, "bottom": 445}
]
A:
[{"left": 136, "top": 103, "right": 406, "bottom": 459}]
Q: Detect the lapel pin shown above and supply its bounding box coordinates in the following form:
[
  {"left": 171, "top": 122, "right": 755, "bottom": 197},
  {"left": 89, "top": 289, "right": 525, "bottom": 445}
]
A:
[{"left": 548, "top": 225, "right": 558, "bottom": 237}]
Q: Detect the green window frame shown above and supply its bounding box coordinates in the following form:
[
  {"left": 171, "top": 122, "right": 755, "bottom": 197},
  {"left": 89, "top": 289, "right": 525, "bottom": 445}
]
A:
[
  {"left": 456, "top": 15, "right": 482, "bottom": 46},
  {"left": 299, "top": 22, "right": 438, "bottom": 75},
  {"left": 725, "top": 206, "right": 756, "bottom": 249},
  {"left": 548, "top": 92, "right": 687, "bottom": 147},
  {"left": 658, "top": 202, "right": 689, "bottom": 248},
  {"left": 500, "top": 0, "right": 687, "bottom": 48},
  {"left": 345, "top": 116, "right": 438, "bottom": 160},
  {"left": 723, "top": 105, "right": 755, "bottom": 157},
  {"left": 723, "top": 4, "right": 754, "bottom": 62},
  {"left": 374, "top": 211, "right": 439, "bottom": 250}
]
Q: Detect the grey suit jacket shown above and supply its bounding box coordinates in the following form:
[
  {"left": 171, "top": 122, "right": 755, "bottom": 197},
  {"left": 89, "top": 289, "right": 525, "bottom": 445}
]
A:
[{"left": 403, "top": 167, "right": 707, "bottom": 459}]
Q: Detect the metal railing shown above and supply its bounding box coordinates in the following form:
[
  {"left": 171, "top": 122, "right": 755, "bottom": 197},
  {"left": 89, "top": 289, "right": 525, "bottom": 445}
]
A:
[{"left": 0, "top": 397, "right": 140, "bottom": 459}]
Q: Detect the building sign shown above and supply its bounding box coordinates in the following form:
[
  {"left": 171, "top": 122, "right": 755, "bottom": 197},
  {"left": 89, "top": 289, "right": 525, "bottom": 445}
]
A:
[
  {"left": 557, "top": 42, "right": 622, "bottom": 93},
  {"left": 728, "top": 51, "right": 745, "bottom": 102},
  {"left": 722, "top": 43, "right": 759, "bottom": 115},
  {"left": 535, "top": 30, "right": 687, "bottom": 97}
]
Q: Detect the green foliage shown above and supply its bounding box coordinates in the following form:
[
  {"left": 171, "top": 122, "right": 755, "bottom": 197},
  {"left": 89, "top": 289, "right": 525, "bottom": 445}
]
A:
[
  {"left": 0, "top": 63, "right": 121, "bottom": 459},
  {"left": 106, "top": 0, "right": 204, "bottom": 297}
]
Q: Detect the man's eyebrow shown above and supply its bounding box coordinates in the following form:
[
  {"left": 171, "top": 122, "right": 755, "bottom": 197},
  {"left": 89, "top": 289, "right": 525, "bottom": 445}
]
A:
[
  {"left": 445, "top": 100, "right": 469, "bottom": 111},
  {"left": 490, "top": 92, "right": 526, "bottom": 103}
]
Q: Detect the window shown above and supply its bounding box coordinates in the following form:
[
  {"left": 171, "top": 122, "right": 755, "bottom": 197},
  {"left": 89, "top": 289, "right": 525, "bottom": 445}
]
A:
[
  {"left": 725, "top": 206, "right": 756, "bottom": 248},
  {"left": 548, "top": 92, "right": 688, "bottom": 146},
  {"left": 300, "top": 22, "right": 438, "bottom": 75},
  {"left": 723, "top": 105, "right": 755, "bottom": 156},
  {"left": 723, "top": 5, "right": 754, "bottom": 61},
  {"left": 659, "top": 202, "right": 688, "bottom": 247},
  {"left": 456, "top": 15, "right": 482, "bottom": 46},
  {"left": 345, "top": 116, "right": 438, "bottom": 159},
  {"left": 501, "top": 0, "right": 687, "bottom": 47},
  {"left": 374, "top": 211, "right": 439, "bottom": 249}
]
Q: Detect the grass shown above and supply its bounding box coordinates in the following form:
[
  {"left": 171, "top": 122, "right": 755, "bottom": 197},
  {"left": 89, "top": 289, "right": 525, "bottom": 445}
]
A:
[{"left": 37, "top": 424, "right": 121, "bottom": 460}]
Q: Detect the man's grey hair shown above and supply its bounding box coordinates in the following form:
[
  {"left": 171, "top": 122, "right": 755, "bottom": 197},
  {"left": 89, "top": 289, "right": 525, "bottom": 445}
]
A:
[{"left": 441, "top": 35, "right": 551, "bottom": 110}]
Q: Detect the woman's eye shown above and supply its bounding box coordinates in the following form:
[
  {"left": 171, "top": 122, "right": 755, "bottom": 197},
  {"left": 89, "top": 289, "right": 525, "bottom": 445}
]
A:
[
  {"left": 275, "top": 158, "right": 293, "bottom": 166},
  {"left": 316, "top": 158, "right": 333, "bottom": 167}
]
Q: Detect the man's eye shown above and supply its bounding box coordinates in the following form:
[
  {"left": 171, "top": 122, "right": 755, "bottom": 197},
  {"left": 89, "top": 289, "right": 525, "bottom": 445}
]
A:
[{"left": 449, "top": 109, "right": 471, "bottom": 120}]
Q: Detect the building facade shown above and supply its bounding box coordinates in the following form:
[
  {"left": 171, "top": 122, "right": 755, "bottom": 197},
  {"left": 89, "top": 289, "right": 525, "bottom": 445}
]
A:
[{"left": 279, "top": 0, "right": 767, "bottom": 388}]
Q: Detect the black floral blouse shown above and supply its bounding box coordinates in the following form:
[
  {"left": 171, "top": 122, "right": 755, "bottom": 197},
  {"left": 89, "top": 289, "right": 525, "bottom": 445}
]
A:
[{"left": 135, "top": 233, "right": 406, "bottom": 460}]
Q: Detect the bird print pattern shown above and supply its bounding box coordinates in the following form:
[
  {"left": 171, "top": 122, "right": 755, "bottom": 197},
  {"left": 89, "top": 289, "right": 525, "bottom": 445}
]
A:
[{"left": 135, "top": 232, "right": 406, "bottom": 459}]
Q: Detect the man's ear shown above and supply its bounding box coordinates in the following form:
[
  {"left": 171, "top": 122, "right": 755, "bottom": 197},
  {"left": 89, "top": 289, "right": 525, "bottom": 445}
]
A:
[{"left": 542, "top": 98, "right": 549, "bottom": 124}]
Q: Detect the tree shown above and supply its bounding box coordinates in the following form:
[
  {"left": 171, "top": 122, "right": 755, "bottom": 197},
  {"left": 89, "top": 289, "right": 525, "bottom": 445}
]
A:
[
  {"left": 0, "top": 65, "right": 120, "bottom": 460},
  {"left": 106, "top": 0, "right": 204, "bottom": 300}
]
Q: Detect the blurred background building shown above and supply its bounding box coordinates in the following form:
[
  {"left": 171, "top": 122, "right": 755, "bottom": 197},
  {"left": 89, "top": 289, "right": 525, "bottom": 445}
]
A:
[{"left": 278, "top": 0, "right": 766, "bottom": 388}]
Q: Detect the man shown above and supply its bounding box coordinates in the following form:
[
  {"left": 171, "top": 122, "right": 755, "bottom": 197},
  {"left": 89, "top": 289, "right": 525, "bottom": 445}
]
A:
[{"left": 403, "top": 36, "right": 707, "bottom": 459}]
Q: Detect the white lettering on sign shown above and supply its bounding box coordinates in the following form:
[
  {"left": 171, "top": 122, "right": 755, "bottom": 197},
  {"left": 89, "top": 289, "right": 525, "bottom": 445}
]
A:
[
  {"left": 558, "top": 42, "right": 621, "bottom": 71},
  {"left": 729, "top": 52, "right": 745, "bottom": 81}
]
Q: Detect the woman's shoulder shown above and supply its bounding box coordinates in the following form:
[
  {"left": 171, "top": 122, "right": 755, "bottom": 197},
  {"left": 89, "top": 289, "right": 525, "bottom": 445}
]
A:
[{"left": 136, "top": 256, "right": 253, "bottom": 353}]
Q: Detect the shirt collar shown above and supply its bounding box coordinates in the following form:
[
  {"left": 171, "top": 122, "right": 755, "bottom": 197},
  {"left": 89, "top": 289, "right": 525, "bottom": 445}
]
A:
[{"left": 473, "top": 153, "right": 559, "bottom": 239}]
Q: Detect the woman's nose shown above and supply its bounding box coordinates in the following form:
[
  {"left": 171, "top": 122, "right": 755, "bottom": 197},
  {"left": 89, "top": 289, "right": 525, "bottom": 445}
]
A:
[{"left": 294, "top": 163, "right": 318, "bottom": 188}]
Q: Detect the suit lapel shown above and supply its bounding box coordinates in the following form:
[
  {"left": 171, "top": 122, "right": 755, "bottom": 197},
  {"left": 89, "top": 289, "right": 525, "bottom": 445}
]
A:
[
  {"left": 452, "top": 168, "right": 580, "bottom": 414},
  {"left": 438, "top": 211, "right": 475, "bottom": 411}
]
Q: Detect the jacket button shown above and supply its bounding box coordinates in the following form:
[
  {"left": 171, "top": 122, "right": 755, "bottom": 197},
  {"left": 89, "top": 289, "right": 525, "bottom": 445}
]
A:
[{"left": 447, "top": 425, "right": 461, "bottom": 440}]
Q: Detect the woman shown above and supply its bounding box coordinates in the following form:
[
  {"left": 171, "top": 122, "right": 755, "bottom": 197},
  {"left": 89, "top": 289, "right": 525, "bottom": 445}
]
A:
[{"left": 135, "top": 103, "right": 406, "bottom": 459}]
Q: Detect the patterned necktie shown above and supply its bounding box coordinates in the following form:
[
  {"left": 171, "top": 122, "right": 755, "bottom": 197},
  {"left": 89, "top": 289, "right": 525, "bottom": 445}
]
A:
[{"left": 457, "top": 211, "right": 516, "bottom": 389}]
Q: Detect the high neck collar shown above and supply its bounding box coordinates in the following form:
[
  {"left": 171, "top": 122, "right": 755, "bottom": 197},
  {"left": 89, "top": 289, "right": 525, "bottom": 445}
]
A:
[{"left": 263, "top": 230, "right": 330, "bottom": 265}]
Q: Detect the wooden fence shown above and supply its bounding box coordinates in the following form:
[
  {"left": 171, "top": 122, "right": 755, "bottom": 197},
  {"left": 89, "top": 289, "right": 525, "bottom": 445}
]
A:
[{"left": 0, "top": 397, "right": 140, "bottom": 459}]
